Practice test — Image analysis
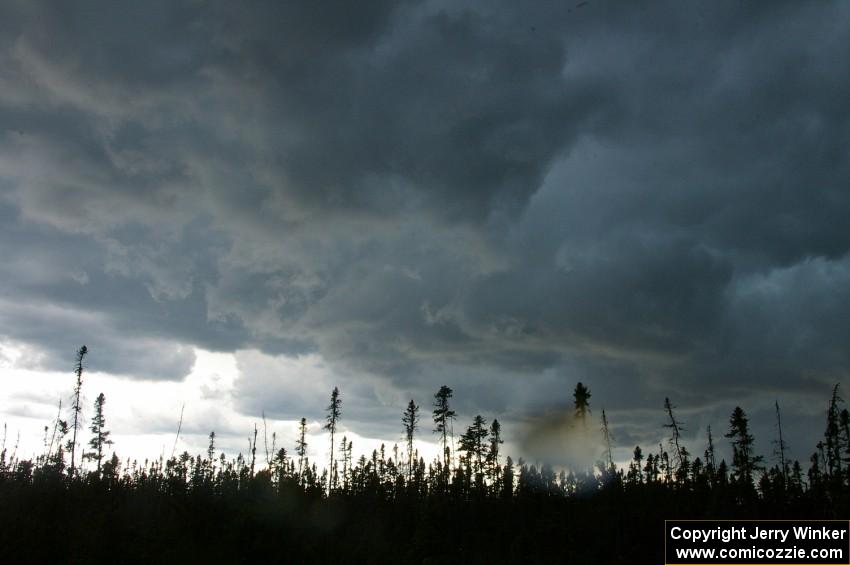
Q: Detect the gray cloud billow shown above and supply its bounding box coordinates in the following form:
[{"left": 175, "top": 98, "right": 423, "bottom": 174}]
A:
[{"left": 0, "top": 1, "right": 848, "bottom": 456}]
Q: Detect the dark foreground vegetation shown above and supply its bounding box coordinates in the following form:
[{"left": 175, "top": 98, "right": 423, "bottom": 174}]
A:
[{"left": 0, "top": 347, "right": 847, "bottom": 563}]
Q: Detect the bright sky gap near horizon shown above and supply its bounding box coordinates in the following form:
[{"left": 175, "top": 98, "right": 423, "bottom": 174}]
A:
[{"left": 0, "top": 1, "right": 848, "bottom": 471}]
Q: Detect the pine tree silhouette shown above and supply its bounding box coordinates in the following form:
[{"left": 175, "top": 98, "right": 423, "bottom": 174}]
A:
[
  {"left": 486, "top": 419, "right": 503, "bottom": 490},
  {"left": 704, "top": 426, "right": 717, "bottom": 487},
  {"left": 725, "top": 406, "right": 763, "bottom": 496},
  {"left": 573, "top": 382, "right": 591, "bottom": 428},
  {"left": 402, "top": 400, "right": 419, "bottom": 482},
  {"left": 296, "top": 417, "right": 308, "bottom": 484},
  {"left": 773, "top": 401, "right": 789, "bottom": 486},
  {"left": 0, "top": 346, "right": 847, "bottom": 564},
  {"left": 628, "top": 445, "right": 643, "bottom": 484},
  {"left": 824, "top": 384, "right": 844, "bottom": 481},
  {"left": 83, "top": 392, "right": 112, "bottom": 477},
  {"left": 433, "top": 385, "right": 456, "bottom": 469},
  {"left": 325, "top": 387, "right": 341, "bottom": 495},
  {"left": 601, "top": 410, "right": 614, "bottom": 472},
  {"left": 459, "top": 415, "right": 489, "bottom": 480},
  {"left": 68, "top": 345, "right": 87, "bottom": 477}
]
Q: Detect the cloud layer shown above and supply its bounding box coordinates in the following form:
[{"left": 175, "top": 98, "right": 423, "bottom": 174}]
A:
[{"left": 1, "top": 0, "right": 848, "bottom": 462}]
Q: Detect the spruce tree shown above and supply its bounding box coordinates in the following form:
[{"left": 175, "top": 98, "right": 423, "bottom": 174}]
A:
[
  {"left": 84, "top": 392, "right": 112, "bottom": 476},
  {"left": 501, "top": 455, "right": 515, "bottom": 498},
  {"left": 824, "top": 384, "right": 843, "bottom": 479},
  {"left": 402, "top": 400, "right": 419, "bottom": 482},
  {"left": 773, "top": 401, "right": 789, "bottom": 485},
  {"left": 704, "top": 425, "right": 717, "bottom": 487},
  {"left": 344, "top": 439, "right": 353, "bottom": 492},
  {"left": 325, "top": 387, "right": 341, "bottom": 494},
  {"left": 207, "top": 431, "right": 216, "bottom": 461},
  {"left": 432, "top": 385, "right": 456, "bottom": 468},
  {"left": 601, "top": 410, "right": 614, "bottom": 472},
  {"left": 573, "top": 382, "right": 591, "bottom": 427},
  {"left": 725, "top": 406, "right": 763, "bottom": 490},
  {"left": 458, "top": 415, "right": 489, "bottom": 477},
  {"left": 296, "top": 417, "right": 308, "bottom": 483},
  {"left": 628, "top": 445, "right": 643, "bottom": 484},
  {"left": 68, "top": 345, "right": 87, "bottom": 477},
  {"left": 487, "top": 419, "right": 503, "bottom": 488}
]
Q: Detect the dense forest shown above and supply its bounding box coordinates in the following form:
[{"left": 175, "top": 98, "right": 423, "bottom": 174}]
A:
[{"left": 0, "top": 346, "right": 847, "bottom": 563}]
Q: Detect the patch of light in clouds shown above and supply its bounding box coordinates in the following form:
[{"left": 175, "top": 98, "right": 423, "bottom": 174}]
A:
[{"left": 0, "top": 342, "right": 441, "bottom": 467}]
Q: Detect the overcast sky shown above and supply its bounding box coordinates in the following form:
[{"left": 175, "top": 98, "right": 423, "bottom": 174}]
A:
[{"left": 0, "top": 1, "right": 848, "bottom": 470}]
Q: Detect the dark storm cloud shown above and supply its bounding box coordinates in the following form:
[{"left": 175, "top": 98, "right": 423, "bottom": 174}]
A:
[{"left": 1, "top": 1, "right": 848, "bottom": 457}]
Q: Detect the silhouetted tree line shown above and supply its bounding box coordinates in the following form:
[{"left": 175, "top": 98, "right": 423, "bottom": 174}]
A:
[{"left": 0, "top": 347, "right": 847, "bottom": 564}]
